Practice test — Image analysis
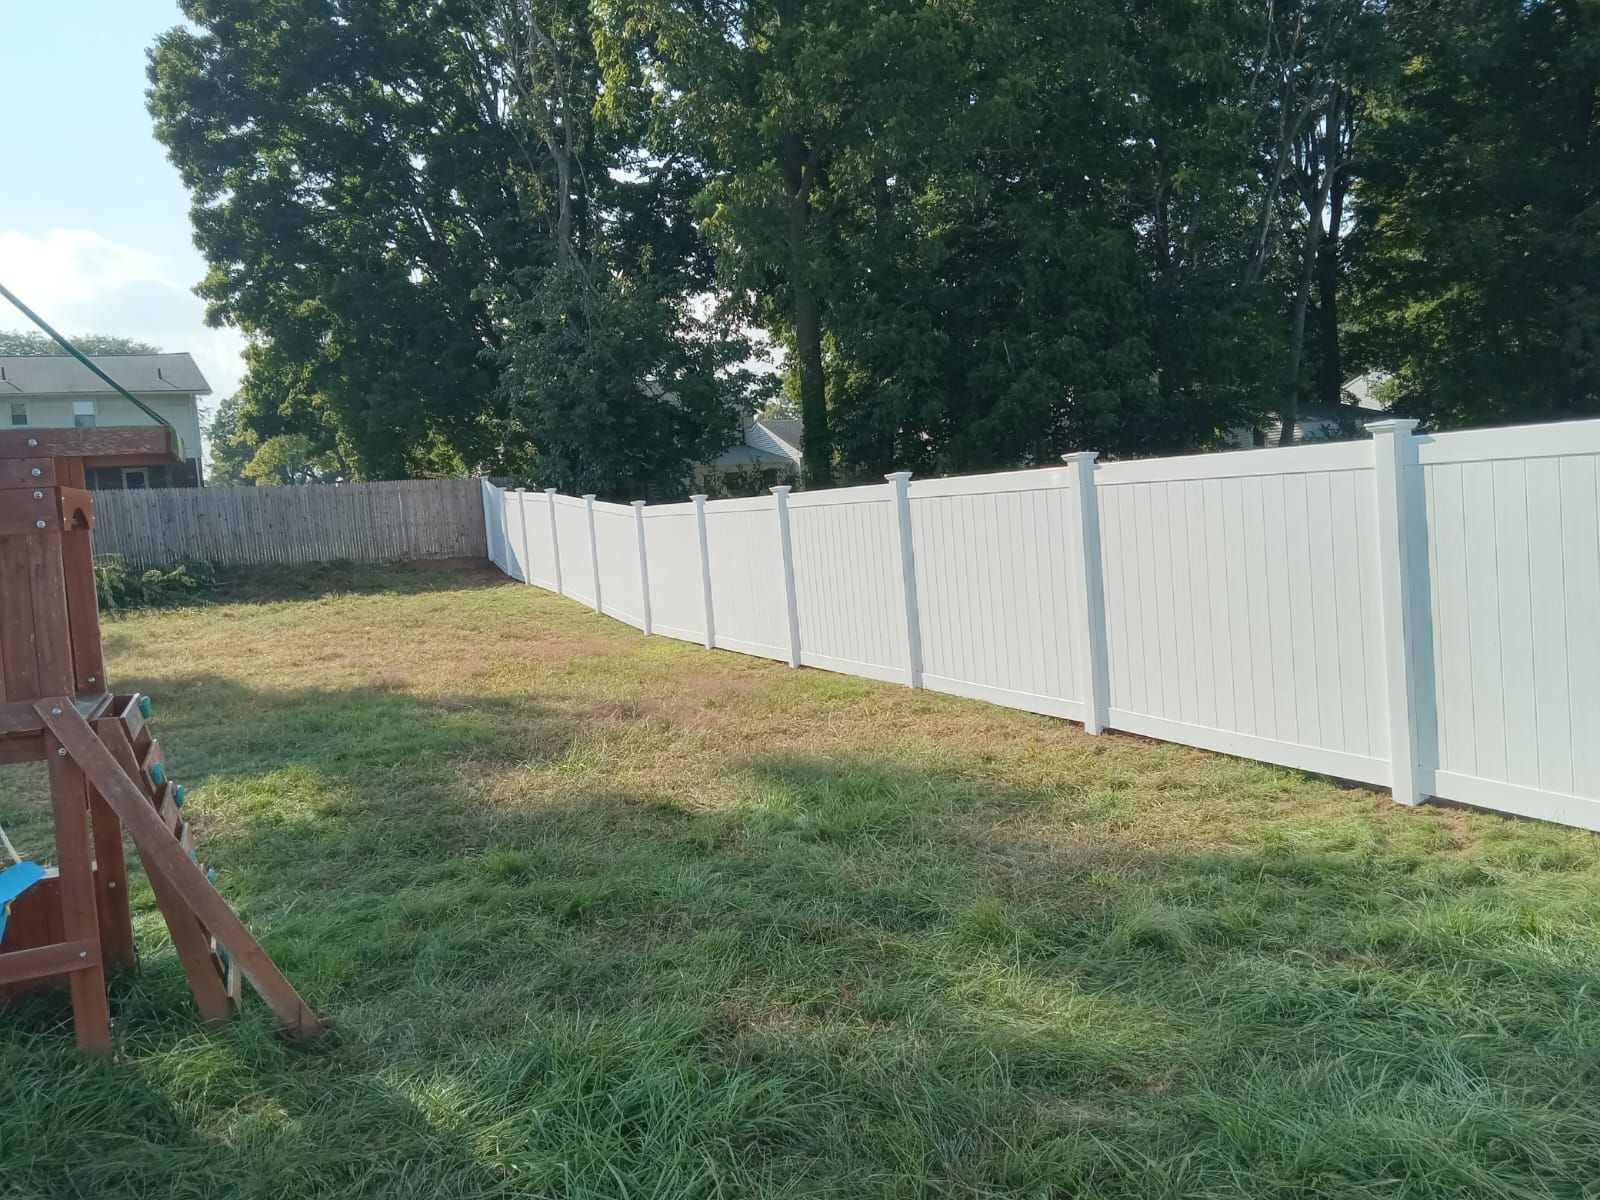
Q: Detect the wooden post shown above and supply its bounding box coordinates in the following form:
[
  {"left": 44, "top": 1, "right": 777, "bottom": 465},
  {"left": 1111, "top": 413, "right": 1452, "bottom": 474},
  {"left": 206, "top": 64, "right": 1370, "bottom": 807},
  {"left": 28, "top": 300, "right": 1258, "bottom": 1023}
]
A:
[
  {"left": 691, "top": 493, "right": 715, "bottom": 649},
  {"left": 1062, "top": 453, "right": 1110, "bottom": 734},
  {"left": 545, "top": 488, "right": 564, "bottom": 595},
  {"left": 772, "top": 485, "right": 802, "bottom": 668},
  {"left": 1369, "top": 419, "right": 1428, "bottom": 805},
  {"left": 632, "top": 500, "right": 653, "bottom": 635},
  {"left": 885, "top": 472, "right": 923, "bottom": 688},
  {"left": 583, "top": 494, "right": 603, "bottom": 614},
  {"left": 45, "top": 734, "right": 112, "bottom": 1054}
]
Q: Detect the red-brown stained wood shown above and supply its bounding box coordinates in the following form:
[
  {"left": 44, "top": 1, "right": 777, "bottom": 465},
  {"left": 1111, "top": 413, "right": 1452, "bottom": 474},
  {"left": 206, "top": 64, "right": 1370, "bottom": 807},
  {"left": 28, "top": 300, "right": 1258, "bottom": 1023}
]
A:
[
  {"left": 0, "top": 426, "right": 178, "bottom": 462},
  {"left": 41, "top": 705, "right": 322, "bottom": 1038},
  {"left": 0, "top": 940, "right": 100, "bottom": 990},
  {"left": 89, "top": 788, "right": 137, "bottom": 972},
  {"left": 0, "top": 535, "right": 38, "bottom": 702},
  {"left": 45, "top": 735, "right": 112, "bottom": 1053},
  {"left": 95, "top": 720, "right": 237, "bottom": 1026},
  {"left": 0, "top": 459, "right": 56, "bottom": 488},
  {"left": 26, "top": 535, "right": 74, "bottom": 697}
]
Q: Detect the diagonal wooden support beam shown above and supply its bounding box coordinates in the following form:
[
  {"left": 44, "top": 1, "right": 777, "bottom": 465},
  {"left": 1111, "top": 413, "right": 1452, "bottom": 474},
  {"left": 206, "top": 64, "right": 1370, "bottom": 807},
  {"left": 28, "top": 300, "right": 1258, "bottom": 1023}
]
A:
[
  {"left": 94, "top": 720, "right": 234, "bottom": 1026},
  {"left": 36, "top": 700, "right": 324, "bottom": 1039}
]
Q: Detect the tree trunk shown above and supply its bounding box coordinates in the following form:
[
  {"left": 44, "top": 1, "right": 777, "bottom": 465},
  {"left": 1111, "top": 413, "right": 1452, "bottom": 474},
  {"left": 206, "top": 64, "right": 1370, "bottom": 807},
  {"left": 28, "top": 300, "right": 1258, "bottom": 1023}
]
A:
[
  {"left": 1279, "top": 213, "right": 1320, "bottom": 446},
  {"left": 1315, "top": 184, "right": 1345, "bottom": 411},
  {"left": 791, "top": 200, "right": 832, "bottom": 487}
]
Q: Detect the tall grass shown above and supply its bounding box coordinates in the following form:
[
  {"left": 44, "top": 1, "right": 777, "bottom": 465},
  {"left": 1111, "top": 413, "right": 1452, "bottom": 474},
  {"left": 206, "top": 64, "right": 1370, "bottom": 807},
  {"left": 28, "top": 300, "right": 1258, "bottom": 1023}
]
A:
[{"left": 1, "top": 561, "right": 1597, "bottom": 1198}]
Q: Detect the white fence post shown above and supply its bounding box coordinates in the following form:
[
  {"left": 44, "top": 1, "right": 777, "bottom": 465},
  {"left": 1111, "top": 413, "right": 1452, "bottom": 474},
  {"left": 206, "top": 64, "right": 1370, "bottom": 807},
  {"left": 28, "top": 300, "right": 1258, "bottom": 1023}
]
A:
[
  {"left": 583, "top": 494, "right": 603, "bottom": 614},
  {"left": 1062, "top": 453, "right": 1110, "bottom": 734},
  {"left": 632, "top": 500, "right": 654, "bottom": 635},
  {"left": 516, "top": 488, "right": 534, "bottom": 583},
  {"left": 886, "top": 471, "right": 924, "bottom": 688},
  {"left": 772, "top": 485, "right": 802, "bottom": 668},
  {"left": 545, "top": 488, "right": 564, "bottom": 595},
  {"left": 1370, "top": 419, "right": 1427, "bottom": 806},
  {"left": 692, "top": 493, "right": 716, "bottom": 649},
  {"left": 480, "top": 478, "right": 503, "bottom": 570}
]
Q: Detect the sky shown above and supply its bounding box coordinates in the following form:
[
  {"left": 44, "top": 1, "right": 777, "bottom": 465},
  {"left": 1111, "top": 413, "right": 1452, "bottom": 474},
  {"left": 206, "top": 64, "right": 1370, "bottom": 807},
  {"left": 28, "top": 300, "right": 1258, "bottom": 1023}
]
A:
[{"left": 0, "top": 1, "right": 244, "bottom": 421}]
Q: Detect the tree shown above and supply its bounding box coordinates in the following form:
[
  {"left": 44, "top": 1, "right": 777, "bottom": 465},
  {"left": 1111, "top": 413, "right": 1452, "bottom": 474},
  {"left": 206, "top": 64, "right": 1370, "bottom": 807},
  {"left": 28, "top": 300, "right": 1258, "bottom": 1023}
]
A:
[
  {"left": 149, "top": 0, "right": 537, "bottom": 479},
  {"left": 205, "top": 394, "right": 257, "bottom": 486},
  {"left": 0, "top": 331, "right": 160, "bottom": 356},
  {"left": 1350, "top": 0, "right": 1600, "bottom": 426},
  {"left": 153, "top": 0, "right": 746, "bottom": 491}
]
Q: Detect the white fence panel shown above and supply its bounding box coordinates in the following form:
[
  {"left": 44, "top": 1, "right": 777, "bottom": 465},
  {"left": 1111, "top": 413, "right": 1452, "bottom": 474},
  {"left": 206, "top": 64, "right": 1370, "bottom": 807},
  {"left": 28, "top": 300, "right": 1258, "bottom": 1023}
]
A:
[
  {"left": 908, "top": 469, "right": 1087, "bottom": 719},
  {"left": 702, "top": 496, "right": 790, "bottom": 661},
  {"left": 551, "top": 495, "right": 595, "bottom": 608},
  {"left": 786, "top": 484, "right": 908, "bottom": 684},
  {"left": 593, "top": 500, "right": 645, "bottom": 628},
  {"left": 645, "top": 504, "right": 709, "bottom": 643},
  {"left": 1096, "top": 443, "right": 1390, "bottom": 786},
  {"left": 480, "top": 414, "right": 1600, "bottom": 835},
  {"left": 1418, "top": 422, "right": 1600, "bottom": 828}
]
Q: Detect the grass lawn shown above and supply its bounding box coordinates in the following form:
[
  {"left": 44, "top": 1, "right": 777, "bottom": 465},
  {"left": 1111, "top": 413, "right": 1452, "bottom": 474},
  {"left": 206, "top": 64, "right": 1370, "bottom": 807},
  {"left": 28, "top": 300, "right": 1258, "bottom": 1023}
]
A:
[{"left": 3, "top": 562, "right": 1599, "bottom": 1199}]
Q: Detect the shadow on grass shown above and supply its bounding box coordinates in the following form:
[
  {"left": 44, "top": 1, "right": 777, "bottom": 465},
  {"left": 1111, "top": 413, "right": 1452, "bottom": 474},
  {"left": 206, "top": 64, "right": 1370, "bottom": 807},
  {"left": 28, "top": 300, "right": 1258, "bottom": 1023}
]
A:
[{"left": 5, "top": 675, "right": 1600, "bottom": 1197}]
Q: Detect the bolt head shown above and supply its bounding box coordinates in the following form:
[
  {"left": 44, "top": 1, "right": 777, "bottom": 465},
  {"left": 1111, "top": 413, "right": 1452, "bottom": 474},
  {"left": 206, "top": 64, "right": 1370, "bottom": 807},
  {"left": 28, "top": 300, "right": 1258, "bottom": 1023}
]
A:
[
  {"left": 50, "top": 706, "right": 62, "bottom": 716},
  {"left": 34, "top": 519, "right": 46, "bottom": 529},
  {"left": 27, "top": 437, "right": 37, "bottom": 447},
  {"left": 30, "top": 467, "right": 41, "bottom": 477},
  {"left": 56, "top": 747, "right": 67, "bottom": 757},
  {"left": 87, "top": 676, "right": 97, "bottom": 684},
  {"left": 33, "top": 490, "right": 43, "bottom": 499}
]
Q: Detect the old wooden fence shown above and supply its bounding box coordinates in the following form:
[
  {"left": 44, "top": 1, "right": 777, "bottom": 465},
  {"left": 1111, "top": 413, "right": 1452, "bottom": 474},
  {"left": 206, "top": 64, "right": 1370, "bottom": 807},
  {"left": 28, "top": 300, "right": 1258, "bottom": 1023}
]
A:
[
  {"left": 485, "top": 416, "right": 1600, "bottom": 835},
  {"left": 91, "top": 477, "right": 488, "bottom": 567}
]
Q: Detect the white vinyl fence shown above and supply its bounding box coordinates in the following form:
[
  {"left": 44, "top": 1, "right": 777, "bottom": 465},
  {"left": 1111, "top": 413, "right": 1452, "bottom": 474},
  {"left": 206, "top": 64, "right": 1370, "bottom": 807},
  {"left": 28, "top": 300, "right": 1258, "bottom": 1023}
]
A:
[{"left": 482, "top": 417, "right": 1600, "bottom": 833}]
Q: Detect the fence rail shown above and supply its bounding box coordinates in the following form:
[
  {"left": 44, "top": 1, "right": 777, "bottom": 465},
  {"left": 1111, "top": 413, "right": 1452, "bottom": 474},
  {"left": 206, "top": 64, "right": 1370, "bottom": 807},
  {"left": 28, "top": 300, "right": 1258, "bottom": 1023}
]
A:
[
  {"left": 92, "top": 477, "right": 487, "bottom": 567},
  {"left": 483, "top": 416, "right": 1600, "bottom": 834}
]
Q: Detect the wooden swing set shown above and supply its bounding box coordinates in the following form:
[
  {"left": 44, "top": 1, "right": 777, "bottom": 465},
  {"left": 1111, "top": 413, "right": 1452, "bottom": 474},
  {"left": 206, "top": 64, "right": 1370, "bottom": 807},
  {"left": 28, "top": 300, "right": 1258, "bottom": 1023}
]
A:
[{"left": 0, "top": 298, "right": 322, "bottom": 1052}]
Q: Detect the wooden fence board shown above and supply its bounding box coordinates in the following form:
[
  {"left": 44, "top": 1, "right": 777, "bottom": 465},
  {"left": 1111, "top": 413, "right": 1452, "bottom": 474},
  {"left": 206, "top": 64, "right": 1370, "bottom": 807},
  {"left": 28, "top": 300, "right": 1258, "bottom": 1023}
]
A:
[{"left": 90, "top": 478, "right": 487, "bottom": 568}]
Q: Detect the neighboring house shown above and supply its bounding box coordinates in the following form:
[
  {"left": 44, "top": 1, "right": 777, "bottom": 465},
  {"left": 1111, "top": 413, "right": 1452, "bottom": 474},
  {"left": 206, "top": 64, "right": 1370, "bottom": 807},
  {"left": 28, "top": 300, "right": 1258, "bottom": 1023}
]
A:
[
  {"left": 698, "top": 416, "right": 805, "bottom": 495},
  {"left": 0, "top": 354, "right": 210, "bottom": 489},
  {"left": 1227, "top": 372, "right": 1393, "bottom": 449}
]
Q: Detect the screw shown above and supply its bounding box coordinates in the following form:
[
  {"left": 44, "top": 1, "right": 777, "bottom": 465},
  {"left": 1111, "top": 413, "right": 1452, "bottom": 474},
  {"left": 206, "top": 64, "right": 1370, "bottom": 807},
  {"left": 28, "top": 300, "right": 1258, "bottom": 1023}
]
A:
[
  {"left": 30, "top": 467, "right": 41, "bottom": 477},
  {"left": 34, "top": 519, "right": 46, "bottom": 529},
  {"left": 87, "top": 676, "right": 97, "bottom": 684},
  {"left": 56, "top": 747, "right": 67, "bottom": 757},
  {"left": 50, "top": 706, "right": 62, "bottom": 716},
  {"left": 32, "top": 490, "right": 42, "bottom": 499},
  {"left": 79, "top": 950, "right": 87, "bottom": 959},
  {"left": 108, "top": 880, "right": 117, "bottom": 889}
]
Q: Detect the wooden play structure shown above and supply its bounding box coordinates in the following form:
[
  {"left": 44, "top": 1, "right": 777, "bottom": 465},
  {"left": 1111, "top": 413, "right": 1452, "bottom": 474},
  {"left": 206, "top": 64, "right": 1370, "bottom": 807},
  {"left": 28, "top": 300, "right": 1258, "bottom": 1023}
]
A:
[{"left": 0, "top": 424, "right": 322, "bottom": 1051}]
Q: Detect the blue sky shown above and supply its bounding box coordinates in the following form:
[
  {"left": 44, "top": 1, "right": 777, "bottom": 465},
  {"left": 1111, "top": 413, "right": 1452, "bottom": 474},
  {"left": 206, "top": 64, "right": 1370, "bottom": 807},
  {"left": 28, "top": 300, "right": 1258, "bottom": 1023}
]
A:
[{"left": 0, "top": 1, "right": 245, "bottom": 411}]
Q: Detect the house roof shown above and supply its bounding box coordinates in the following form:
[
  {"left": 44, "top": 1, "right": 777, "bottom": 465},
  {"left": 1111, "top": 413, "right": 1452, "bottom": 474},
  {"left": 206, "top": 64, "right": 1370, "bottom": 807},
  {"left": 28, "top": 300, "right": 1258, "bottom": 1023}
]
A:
[
  {"left": 708, "top": 417, "right": 805, "bottom": 471},
  {"left": 0, "top": 353, "right": 211, "bottom": 397}
]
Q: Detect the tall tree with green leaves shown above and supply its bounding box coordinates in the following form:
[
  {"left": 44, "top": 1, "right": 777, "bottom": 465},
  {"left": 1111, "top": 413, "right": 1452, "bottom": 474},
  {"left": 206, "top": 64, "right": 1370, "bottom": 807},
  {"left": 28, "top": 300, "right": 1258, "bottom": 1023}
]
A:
[
  {"left": 0, "top": 331, "right": 161, "bottom": 356},
  {"left": 1350, "top": 0, "right": 1600, "bottom": 426},
  {"left": 150, "top": 0, "right": 543, "bottom": 479}
]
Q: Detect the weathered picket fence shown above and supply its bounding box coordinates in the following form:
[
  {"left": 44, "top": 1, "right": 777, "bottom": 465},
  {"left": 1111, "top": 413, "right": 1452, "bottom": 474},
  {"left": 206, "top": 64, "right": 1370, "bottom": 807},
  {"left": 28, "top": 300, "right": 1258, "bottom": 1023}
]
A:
[
  {"left": 92, "top": 477, "right": 487, "bottom": 567},
  {"left": 483, "top": 417, "right": 1600, "bottom": 833}
]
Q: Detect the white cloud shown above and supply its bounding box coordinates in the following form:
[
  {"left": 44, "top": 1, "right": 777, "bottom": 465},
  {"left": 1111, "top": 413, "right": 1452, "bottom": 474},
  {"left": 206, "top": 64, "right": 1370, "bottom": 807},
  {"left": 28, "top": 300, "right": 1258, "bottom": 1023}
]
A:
[{"left": 0, "top": 228, "right": 247, "bottom": 417}]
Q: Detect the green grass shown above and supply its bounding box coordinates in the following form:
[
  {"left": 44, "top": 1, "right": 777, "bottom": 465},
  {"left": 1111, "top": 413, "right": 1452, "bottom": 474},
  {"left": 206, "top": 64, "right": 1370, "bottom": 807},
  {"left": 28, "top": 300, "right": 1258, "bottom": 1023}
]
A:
[{"left": 3, "top": 559, "right": 1600, "bottom": 1198}]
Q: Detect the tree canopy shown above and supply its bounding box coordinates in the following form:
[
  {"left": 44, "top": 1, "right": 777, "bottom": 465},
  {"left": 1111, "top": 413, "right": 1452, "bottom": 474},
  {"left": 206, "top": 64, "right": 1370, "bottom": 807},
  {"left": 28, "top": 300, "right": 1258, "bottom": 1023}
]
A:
[
  {"left": 151, "top": 0, "right": 1600, "bottom": 495},
  {"left": 0, "top": 331, "right": 161, "bottom": 356}
]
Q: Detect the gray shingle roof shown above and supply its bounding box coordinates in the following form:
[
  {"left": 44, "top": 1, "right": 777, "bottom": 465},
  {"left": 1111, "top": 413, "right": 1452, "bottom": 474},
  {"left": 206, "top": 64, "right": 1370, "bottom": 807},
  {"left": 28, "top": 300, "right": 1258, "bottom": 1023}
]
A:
[{"left": 0, "top": 353, "right": 211, "bottom": 396}]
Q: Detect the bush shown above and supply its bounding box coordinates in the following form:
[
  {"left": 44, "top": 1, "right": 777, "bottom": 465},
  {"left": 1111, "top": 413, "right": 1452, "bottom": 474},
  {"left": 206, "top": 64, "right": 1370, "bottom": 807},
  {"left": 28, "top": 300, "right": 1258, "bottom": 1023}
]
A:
[{"left": 94, "top": 556, "right": 217, "bottom": 613}]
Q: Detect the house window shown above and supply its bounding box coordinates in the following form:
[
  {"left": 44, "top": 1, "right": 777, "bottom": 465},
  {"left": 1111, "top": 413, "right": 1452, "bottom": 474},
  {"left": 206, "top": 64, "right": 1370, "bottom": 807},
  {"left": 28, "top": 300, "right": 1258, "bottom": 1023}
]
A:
[
  {"left": 72, "top": 400, "right": 96, "bottom": 428},
  {"left": 8, "top": 402, "right": 25, "bottom": 426},
  {"left": 122, "top": 469, "right": 149, "bottom": 490}
]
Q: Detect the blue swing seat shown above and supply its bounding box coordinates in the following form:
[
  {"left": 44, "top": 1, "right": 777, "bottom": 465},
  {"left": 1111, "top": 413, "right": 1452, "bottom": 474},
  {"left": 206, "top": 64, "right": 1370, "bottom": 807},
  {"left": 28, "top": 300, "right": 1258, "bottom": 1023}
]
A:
[{"left": 0, "top": 862, "right": 47, "bottom": 944}]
